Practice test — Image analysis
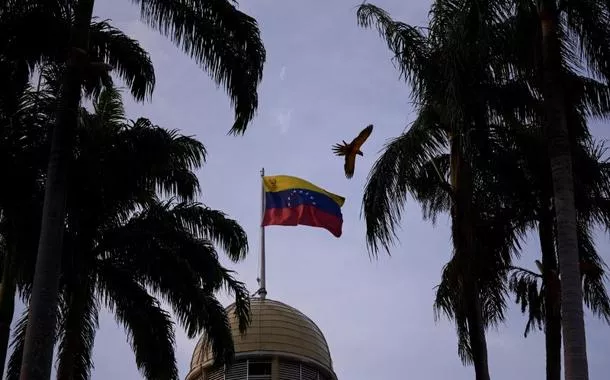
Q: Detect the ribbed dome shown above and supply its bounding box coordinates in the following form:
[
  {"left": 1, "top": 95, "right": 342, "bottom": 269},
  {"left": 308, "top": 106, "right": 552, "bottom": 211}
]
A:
[{"left": 188, "top": 298, "right": 335, "bottom": 379}]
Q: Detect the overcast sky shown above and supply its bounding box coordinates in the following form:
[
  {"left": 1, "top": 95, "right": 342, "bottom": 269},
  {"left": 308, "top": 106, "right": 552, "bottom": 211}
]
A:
[{"left": 11, "top": 0, "right": 610, "bottom": 379}]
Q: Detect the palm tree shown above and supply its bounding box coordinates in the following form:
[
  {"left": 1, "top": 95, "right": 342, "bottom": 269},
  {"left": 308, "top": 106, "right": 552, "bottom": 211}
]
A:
[
  {"left": 0, "top": 7, "right": 156, "bottom": 373},
  {"left": 3, "top": 86, "right": 250, "bottom": 379},
  {"left": 355, "top": 3, "right": 525, "bottom": 379},
  {"left": 0, "top": 16, "right": 156, "bottom": 370},
  {"left": 503, "top": 133, "right": 610, "bottom": 380},
  {"left": 508, "top": 1, "right": 610, "bottom": 377},
  {"left": 7, "top": 0, "right": 265, "bottom": 377},
  {"left": 489, "top": 3, "right": 610, "bottom": 376},
  {"left": 359, "top": 1, "right": 610, "bottom": 378}
]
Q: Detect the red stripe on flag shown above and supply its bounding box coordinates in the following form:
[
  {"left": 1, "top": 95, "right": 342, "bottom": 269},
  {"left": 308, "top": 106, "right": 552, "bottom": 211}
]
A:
[{"left": 262, "top": 204, "right": 343, "bottom": 237}]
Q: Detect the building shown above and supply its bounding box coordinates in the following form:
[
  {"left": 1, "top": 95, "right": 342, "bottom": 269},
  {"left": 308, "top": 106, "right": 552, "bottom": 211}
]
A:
[{"left": 186, "top": 297, "right": 338, "bottom": 380}]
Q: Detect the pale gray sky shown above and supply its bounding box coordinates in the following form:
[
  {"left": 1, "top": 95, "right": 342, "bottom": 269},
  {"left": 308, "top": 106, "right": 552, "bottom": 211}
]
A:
[{"left": 12, "top": 0, "right": 610, "bottom": 379}]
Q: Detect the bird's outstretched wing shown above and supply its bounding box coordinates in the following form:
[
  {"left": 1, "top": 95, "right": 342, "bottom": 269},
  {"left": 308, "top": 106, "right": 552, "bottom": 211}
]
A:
[
  {"left": 344, "top": 153, "right": 356, "bottom": 178},
  {"left": 351, "top": 124, "right": 374, "bottom": 150},
  {"left": 332, "top": 141, "right": 349, "bottom": 157}
]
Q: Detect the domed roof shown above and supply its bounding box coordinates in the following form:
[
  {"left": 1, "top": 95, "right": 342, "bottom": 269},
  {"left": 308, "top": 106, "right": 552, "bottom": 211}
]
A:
[{"left": 188, "top": 298, "right": 334, "bottom": 378}]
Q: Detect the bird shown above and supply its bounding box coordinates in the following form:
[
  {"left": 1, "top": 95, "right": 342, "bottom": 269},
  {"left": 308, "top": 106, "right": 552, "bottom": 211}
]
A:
[{"left": 332, "top": 124, "right": 374, "bottom": 179}]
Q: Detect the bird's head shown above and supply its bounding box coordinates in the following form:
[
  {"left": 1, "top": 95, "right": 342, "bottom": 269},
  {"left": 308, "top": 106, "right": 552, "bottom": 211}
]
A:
[{"left": 357, "top": 150, "right": 364, "bottom": 156}]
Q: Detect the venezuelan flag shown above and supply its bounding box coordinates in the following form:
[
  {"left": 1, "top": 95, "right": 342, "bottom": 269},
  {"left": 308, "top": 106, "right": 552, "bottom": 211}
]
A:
[{"left": 262, "top": 175, "right": 345, "bottom": 237}]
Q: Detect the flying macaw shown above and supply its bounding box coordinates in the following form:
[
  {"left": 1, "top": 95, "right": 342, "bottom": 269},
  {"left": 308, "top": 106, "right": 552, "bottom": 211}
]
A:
[{"left": 332, "top": 124, "right": 374, "bottom": 179}]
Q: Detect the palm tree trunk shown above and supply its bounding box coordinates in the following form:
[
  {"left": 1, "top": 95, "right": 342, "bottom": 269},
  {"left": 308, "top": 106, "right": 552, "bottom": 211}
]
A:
[
  {"left": 19, "top": 0, "right": 95, "bottom": 378},
  {"left": 539, "top": 205, "right": 561, "bottom": 380},
  {"left": 466, "top": 286, "right": 490, "bottom": 380},
  {"left": 450, "top": 134, "right": 491, "bottom": 380},
  {"left": 539, "top": 4, "right": 589, "bottom": 380},
  {"left": 0, "top": 242, "right": 17, "bottom": 376}
]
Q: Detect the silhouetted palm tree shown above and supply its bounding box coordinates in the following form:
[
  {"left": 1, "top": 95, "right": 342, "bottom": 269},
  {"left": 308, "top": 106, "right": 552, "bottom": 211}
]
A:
[
  {"left": 355, "top": 3, "right": 524, "bottom": 379},
  {"left": 2, "top": 87, "right": 250, "bottom": 379},
  {"left": 2, "top": 0, "right": 266, "bottom": 377},
  {"left": 358, "top": 2, "right": 610, "bottom": 379},
  {"left": 505, "top": 2, "right": 610, "bottom": 377},
  {"left": 0, "top": 17, "right": 155, "bottom": 370}
]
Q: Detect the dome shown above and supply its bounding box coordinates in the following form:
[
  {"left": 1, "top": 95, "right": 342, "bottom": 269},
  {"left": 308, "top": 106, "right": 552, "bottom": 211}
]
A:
[{"left": 187, "top": 298, "right": 336, "bottom": 380}]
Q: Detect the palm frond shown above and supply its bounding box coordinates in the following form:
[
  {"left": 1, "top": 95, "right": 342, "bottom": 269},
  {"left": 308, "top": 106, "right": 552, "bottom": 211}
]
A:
[
  {"left": 70, "top": 113, "right": 206, "bottom": 220},
  {"left": 97, "top": 261, "right": 179, "bottom": 380},
  {"left": 508, "top": 265, "right": 545, "bottom": 337},
  {"left": 0, "top": 4, "right": 67, "bottom": 74},
  {"left": 5, "top": 309, "right": 28, "bottom": 380},
  {"left": 0, "top": 8, "right": 155, "bottom": 101},
  {"left": 489, "top": 5, "right": 539, "bottom": 78},
  {"left": 95, "top": 200, "right": 250, "bottom": 348},
  {"left": 39, "top": 64, "right": 64, "bottom": 99},
  {"left": 484, "top": 79, "right": 541, "bottom": 125},
  {"left": 126, "top": 118, "right": 206, "bottom": 200},
  {"left": 55, "top": 285, "right": 99, "bottom": 380},
  {"left": 89, "top": 19, "right": 156, "bottom": 101},
  {"left": 577, "top": 225, "right": 610, "bottom": 323},
  {"left": 565, "top": 0, "right": 610, "bottom": 84},
  {"left": 565, "top": 73, "right": 610, "bottom": 120},
  {"left": 134, "top": 0, "right": 265, "bottom": 133},
  {"left": 92, "top": 85, "right": 126, "bottom": 125},
  {"left": 356, "top": 4, "right": 429, "bottom": 97},
  {"left": 411, "top": 153, "right": 452, "bottom": 223},
  {"left": 362, "top": 107, "right": 448, "bottom": 255},
  {"left": 6, "top": 296, "right": 64, "bottom": 380},
  {"left": 187, "top": 285, "right": 243, "bottom": 365},
  {"left": 433, "top": 258, "right": 473, "bottom": 365},
  {"left": 169, "top": 202, "right": 248, "bottom": 261},
  {"left": 218, "top": 270, "right": 250, "bottom": 335},
  {"left": 572, "top": 138, "right": 610, "bottom": 227}
]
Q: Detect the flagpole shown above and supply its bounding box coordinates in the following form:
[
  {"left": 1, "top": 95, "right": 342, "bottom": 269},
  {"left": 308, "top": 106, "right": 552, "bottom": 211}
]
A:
[{"left": 259, "top": 167, "right": 267, "bottom": 299}]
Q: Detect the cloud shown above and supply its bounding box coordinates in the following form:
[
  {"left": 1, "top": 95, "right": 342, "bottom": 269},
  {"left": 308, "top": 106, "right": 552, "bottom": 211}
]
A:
[
  {"left": 273, "top": 108, "right": 293, "bottom": 134},
  {"left": 279, "top": 66, "right": 287, "bottom": 81}
]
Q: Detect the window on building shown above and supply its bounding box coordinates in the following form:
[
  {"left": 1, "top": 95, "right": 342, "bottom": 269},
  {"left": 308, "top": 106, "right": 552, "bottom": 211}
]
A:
[
  {"left": 278, "top": 360, "right": 327, "bottom": 380},
  {"left": 301, "top": 365, "right": 318, "bottom": 380},
  {"left": 248, "top": 360, "right": 272, "bottom": 379}
]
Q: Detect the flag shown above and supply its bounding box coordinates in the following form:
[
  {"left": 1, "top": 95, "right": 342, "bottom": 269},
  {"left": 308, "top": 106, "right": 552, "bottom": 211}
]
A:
[{"left": 262, "top": 175, "right": 346, "bottom": 237}]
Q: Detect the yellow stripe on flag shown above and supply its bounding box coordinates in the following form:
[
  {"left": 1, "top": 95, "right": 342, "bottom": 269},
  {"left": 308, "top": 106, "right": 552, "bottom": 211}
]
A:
[{"left": 263, "top": 175, "right": 345, "bottom": 207}]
